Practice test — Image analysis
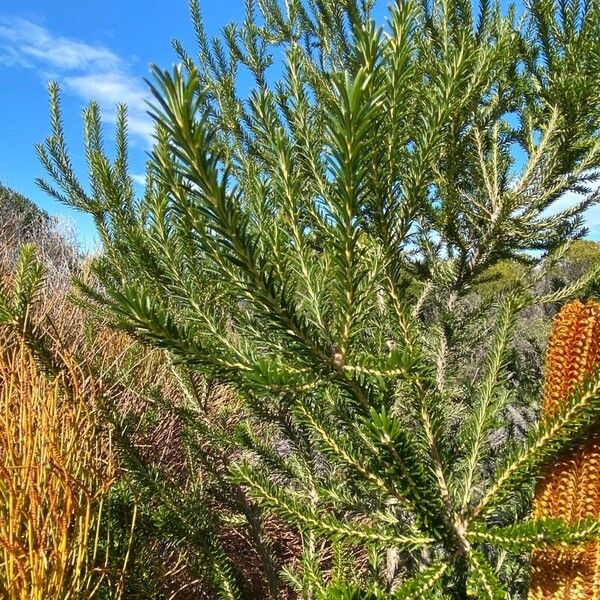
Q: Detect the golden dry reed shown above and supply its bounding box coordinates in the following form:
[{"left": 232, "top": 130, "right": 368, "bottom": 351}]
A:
[
  {"left": 530, "top": 299, "right": 600, "bottom": 599},
  {"left": 0, "top": 338, "right": 128, "bottom": 599}
]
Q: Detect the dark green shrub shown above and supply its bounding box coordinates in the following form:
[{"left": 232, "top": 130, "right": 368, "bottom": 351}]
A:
[{"left": 36, "top": 0, "right": 600, "bottom": 596}]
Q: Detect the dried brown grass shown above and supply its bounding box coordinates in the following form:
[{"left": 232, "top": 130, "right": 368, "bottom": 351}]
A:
[
  {"left": 0, "top": 239, "right": 303, "bottom": 598},
  {"left": 0, "top": 336, "right": 131, "bottom": 599}
]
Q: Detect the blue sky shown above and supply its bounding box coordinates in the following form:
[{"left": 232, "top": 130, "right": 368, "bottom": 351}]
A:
[
  {"left": 0, "top": 0, "right": 250, "bottom": 250},
  {"left": 0, "top": 0, "right": 598, "bottom": 251}
]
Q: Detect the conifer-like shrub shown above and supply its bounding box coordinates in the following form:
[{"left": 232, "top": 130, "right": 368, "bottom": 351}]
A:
[{"left": 36, "top": 0, "right": 600, "bottom": 596}]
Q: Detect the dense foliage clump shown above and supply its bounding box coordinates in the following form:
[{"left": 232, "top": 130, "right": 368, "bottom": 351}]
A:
[{"left": 17, "top": 0, "right": 600, "bottom": 597}]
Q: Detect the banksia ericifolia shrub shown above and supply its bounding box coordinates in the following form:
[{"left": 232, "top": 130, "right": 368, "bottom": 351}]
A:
[
  {"left": 36, "top": 0, "right": 600, "bottom": 596},
  {"left": 530, "top": 300, "right": 600, "bottom": 599}
]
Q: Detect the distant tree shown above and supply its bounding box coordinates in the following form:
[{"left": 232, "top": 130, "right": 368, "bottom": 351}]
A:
[
  {"left": 0, "top": 183, "right": 50, "bottom": 239},
  {"left": 551, "top": 239, "right": 600, "bottom": 283},
  {"left": 476, "top": 260, "right": 529, "bottom": 299},
  {"left": 36, "top": 0, "right": 600, "bottom": 597},
  {"left": 0, "top": 183, "right": 77, "bottom": 281}
]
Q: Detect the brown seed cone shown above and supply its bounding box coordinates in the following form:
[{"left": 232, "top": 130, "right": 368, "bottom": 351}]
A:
[{"left": 529, "top": 300, "right": 600, "bottom": 599}]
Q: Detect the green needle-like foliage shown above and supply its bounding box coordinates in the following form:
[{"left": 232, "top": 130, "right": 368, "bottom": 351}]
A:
[{"left": 36, "top": 0, "right": 600, "bottom": 596}]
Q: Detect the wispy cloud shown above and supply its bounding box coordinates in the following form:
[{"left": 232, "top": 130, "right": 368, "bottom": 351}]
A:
[
  {"left": 0, "top": 16, "right": 153, "bottom": 144},
  {"left": 63, "top": 72, "right": 154, "bottom": 140},
  {"left": 131, "top": 173, "right": 147, "bottom": 187},
  {"left": 0, "top": 18, "right": 119, "bottom": 70}
]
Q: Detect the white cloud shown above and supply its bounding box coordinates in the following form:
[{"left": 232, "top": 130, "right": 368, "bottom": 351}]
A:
[
  {"left": 0, "top": 16, "right": 153, "bottom": 145},
  {"left": 131, "top": 173, "right": 147, "bottom": 186},
  {"left": 64, "top": 72, "right": 146, "bottom": 107},
  {"left": 63, "top": 71, "right": 154, "bottom": 140},
  {"left": 3, "top": 18, "right": 120, "bottom": 71}
]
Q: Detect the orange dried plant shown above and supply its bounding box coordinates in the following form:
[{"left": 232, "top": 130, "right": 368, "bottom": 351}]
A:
[
  {"left": 529, "top": 299, "right": 600, "bottom": 599},
  {"left": 0, "top": 337, "right": 126, "bottom": 599}
]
